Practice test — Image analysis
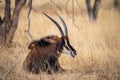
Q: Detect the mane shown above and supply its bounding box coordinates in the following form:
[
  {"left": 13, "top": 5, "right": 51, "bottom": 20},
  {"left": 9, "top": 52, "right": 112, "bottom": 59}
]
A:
[{"left": 28, "top": 35, "right": 58, "bottom": 49}]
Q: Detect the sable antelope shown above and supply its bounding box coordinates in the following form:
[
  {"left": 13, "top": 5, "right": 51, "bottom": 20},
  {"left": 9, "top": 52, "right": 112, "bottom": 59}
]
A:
[{"left": 23, "top": 13, "right": 77, "bottom": 74}]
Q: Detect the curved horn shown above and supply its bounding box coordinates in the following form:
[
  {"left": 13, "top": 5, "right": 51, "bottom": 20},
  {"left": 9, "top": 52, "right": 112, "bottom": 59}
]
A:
[
  {"left": 56, "top": 13, "right": 68, "bottom": 36},
  {"left": 43, "top": 13, "right": 64, "bottom": 36}
]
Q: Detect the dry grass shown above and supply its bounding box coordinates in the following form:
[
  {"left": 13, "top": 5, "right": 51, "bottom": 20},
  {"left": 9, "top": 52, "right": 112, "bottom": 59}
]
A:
[{"left": 0, "top": 0, "right": 120, "bottom": 80}]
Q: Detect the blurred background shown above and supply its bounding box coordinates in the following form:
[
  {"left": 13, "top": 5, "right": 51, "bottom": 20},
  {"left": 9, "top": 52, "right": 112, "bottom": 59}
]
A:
[{"left": 0, "top": 0, "right": 120, "bottom": 80}]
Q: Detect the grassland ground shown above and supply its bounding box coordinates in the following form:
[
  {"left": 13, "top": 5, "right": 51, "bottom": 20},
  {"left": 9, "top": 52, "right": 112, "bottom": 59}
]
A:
[{"left": 0, "top": 0, "right": 120, "bottom": 80}]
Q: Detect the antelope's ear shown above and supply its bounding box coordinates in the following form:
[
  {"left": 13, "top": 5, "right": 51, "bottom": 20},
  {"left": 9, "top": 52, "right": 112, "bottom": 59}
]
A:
[
  {"left": 28, "top": 41, "right": 36, "bottom": 50},
  {"left": 43, "top": 38, "right": 57, "bottom": 43}
]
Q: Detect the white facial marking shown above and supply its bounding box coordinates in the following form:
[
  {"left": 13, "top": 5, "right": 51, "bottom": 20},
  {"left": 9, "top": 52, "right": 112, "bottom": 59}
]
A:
[
  {"left": 62, "top": 39, "right": 76, "bottom": 57},
  {"left": 63, "top": 47, "right": 73, "bottom": 57}
]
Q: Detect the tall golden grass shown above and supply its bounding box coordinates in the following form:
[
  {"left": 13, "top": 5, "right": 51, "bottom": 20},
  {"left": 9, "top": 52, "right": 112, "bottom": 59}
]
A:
[{"left": 0, "top": 0, "right": 120, "bottom": 80}]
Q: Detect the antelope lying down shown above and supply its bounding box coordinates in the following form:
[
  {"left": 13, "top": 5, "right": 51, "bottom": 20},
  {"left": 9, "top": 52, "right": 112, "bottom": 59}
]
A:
[{"left": 23, "top": 13, "right": 77, "bottom": 74}]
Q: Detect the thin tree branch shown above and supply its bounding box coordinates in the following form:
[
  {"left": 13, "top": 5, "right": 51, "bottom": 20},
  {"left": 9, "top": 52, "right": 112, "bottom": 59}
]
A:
[
  {"left": 25, "top": 0, "right": 33, "bottom": 40},
  {"left": 66, "top": 0, "right": 70, "bottom": 16},
  {"left": 50, "top": 0, "right": 62, "bottom": 12},
  {"left": 72, "top": 0, "right": 75, "bottom": 23}
]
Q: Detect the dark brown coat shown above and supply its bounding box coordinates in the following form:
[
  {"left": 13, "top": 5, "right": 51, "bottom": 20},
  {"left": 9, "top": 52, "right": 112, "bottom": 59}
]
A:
[{"left": 23, "top": 35, "right": 64, "bottom": 74}]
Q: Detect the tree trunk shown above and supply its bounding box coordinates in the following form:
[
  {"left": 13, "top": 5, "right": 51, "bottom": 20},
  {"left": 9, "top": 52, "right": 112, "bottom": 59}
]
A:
[
  {"left": 86, "top": 0, "right": 101, "bottom": 21},
  {"left": 0, "top": 0, "right": 11, "bottom": 44},
  {"left": 93, "top": 0, "right": 101, "bottom": 20},
  {"left": 6, "top": 0, "right": 26, "bottom": 46},
  {"left": 0, "top": 0, "right": 26, "bottom": 47},
  {"left": 86, "top": 0, "right": 94, "bottom": 20},
  {"left": 114, "top": 0, "right": 120, "bottom": 12}
]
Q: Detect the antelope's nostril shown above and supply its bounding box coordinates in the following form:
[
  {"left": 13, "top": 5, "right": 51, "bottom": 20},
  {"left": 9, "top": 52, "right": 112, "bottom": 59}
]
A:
[
  {"left": 73, "top": 51, "right": 77, "bottom": 55},
  {"left": 74, "top": 51, "right": 77, "bottom": 55}
]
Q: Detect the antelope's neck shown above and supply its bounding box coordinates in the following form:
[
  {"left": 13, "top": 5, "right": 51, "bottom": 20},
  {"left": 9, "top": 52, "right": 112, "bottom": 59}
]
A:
[{"left": 63, "top": 36, "right": 69, "bottom": 40}]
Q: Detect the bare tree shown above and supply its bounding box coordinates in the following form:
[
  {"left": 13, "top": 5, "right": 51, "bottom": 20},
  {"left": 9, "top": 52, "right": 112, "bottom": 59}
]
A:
[
  {"left": 65, "top": 0, "right": 101, "bottom": 22},
  {"left": 0, "top": 0, "right": 26, "bottom": 46},
  {"left": 114, "top": 0, "right": 120, "bottom": 12},
  {"left": 86, "top": 0, "right": 101, "bottom": 21}
]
